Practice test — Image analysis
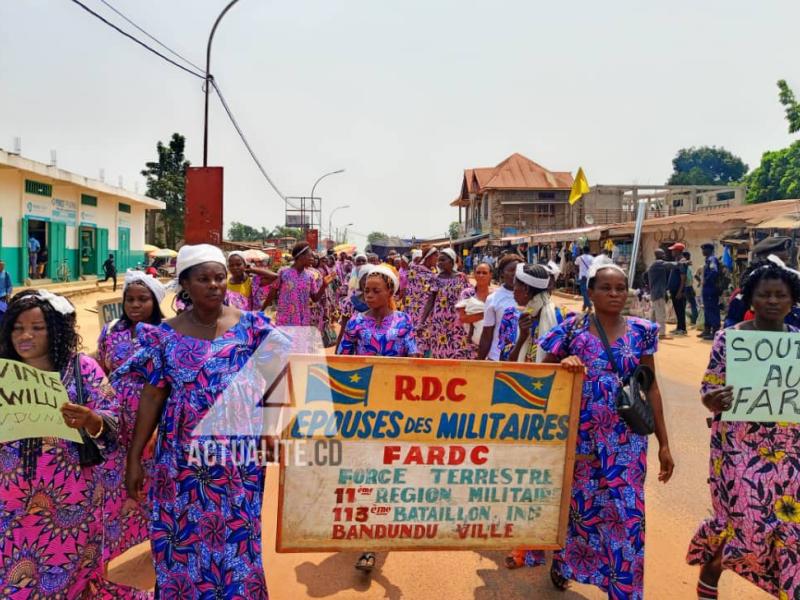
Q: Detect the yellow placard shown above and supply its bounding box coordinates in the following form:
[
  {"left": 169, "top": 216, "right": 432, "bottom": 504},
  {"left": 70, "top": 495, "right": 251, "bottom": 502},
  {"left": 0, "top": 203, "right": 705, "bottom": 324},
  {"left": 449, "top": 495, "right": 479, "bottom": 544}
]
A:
[
  {"left": 277, "top": 355, "right": 582, "bottom": 552},
  {"left": 0, "top": 359, "right": 82, "bottom": 443}
]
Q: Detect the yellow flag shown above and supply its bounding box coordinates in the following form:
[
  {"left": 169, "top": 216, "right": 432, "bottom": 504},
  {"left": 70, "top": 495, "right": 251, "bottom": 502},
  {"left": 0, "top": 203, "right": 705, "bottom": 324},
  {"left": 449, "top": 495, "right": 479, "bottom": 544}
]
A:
[{"left": 568, "top": 167, "right": 590, "bottom": 205}]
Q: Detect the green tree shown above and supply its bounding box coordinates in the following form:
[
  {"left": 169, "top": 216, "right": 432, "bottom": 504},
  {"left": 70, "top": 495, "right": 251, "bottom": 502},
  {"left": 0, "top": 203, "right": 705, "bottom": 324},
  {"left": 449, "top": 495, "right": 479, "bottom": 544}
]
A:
[
  {"left": 367, "top": 231, "right": 389, "bottom": 245},
  {"left": 667, "top": 146, "right": 748, "bottom": 185},
  {"left": 744, "top": 141, "right": 800, "bottom": 203},
  {"left": 778, "top": 79, "right": 800, "bottom": 134},
  {"left": 448, "top": 221, "right": 461, "bottom": 239},
  {"left": 228, "top": 221, "right": 267, "bottom": 242},
  {"left": 267, "top": 226, "right": 303, "bottom": 239},
  {"left": 141, "top": 133, "right": 190, "bottom": 248}
]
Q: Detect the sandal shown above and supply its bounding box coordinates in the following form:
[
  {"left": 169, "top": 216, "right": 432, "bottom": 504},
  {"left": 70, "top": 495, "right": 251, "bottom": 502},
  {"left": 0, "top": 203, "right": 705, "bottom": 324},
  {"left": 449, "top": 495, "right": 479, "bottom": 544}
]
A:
[
  {"left": 355, "top": 552, "right": 376, "bottom": 572},
  {"left": 550, "top": 565, "right": 569, "bottom": 591}
]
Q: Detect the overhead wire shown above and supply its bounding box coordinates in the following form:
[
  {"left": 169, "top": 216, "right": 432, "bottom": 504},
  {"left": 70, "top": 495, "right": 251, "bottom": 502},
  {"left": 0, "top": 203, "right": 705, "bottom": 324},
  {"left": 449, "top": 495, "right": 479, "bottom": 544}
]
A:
[
  {"left": 67, "top": 0, "right": 289, "bottom": 204},
  {"left": 96, "top": 0, "right": 205, "bottom": 73},
  {"left": 67, "top": 0, "right": 204, "bottom": 79}
]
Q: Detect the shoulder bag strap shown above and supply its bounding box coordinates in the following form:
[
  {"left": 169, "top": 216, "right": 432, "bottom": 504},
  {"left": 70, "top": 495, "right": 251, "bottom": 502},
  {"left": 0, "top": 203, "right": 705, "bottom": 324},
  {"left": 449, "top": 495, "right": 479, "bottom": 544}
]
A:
[
  {"left": 590, "top": 314, "right": 623, "bottom": 379},
  {"left": 73, "top": 354, "right": 85, "bottom": 406}
]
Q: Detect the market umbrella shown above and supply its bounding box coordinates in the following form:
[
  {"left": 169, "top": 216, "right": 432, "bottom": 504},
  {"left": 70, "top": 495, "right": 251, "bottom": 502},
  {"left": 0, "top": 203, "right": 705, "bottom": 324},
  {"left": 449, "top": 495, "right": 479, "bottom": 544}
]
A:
[
  {"left": 333, "top": 243, "right": 357, "bottom": 255},
  {"left": 151, "top": 248, "right": 178, "bottom": 259},
  {"left": 143, "top": 244, "right": 160, "bottom": 253}
]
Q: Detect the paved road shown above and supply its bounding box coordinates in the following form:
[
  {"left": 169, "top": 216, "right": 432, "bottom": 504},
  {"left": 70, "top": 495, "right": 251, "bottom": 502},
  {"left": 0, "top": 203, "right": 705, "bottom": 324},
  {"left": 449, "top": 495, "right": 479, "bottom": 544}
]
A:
[{"left": 86, "top": 290, "right": 772, "bottom": 599}]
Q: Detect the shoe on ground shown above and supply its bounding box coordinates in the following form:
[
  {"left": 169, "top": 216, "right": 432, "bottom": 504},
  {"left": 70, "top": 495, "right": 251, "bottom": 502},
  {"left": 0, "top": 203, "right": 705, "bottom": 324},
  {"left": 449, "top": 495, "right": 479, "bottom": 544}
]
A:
[
  {"left": 701, "top": 333, "right": 714, "bottom": 340},
  {"left": 697, "top": 331, "right": 708, "bottom": 337},
  {"left": 659, "top": 334, "right": 674, "bottom": 340},
  {"left": 672, "top": 329, "right": 687, "bottom": 336}
]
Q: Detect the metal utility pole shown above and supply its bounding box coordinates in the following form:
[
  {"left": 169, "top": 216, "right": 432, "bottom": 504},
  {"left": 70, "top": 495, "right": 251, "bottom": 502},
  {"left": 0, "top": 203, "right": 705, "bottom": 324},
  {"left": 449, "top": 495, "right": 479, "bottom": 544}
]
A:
[
  {"left": 328, "top": 204, "right": 350, "bottom": 241},
  {"left": 309, "top": 169, "right": 345, "bottom": 233},
  {"left": 203, "top": 0, "right": 241, "bottom": 167}
]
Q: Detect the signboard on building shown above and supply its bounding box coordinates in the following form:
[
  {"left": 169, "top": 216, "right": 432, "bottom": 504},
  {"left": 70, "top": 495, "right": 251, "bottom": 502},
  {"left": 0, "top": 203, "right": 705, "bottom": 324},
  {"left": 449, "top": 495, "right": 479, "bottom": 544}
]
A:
[
  {"left": 52, "top": 198, "right": 78, "bottom": 227},
  {"left": 80, "top": 209, "right": 97, "bottom": 226},
  {"left": 277, "top": 355, "right": 582, "bottom": 552},
  {"left": 24, "top": 199, "right": 51, "bottom": 220}
]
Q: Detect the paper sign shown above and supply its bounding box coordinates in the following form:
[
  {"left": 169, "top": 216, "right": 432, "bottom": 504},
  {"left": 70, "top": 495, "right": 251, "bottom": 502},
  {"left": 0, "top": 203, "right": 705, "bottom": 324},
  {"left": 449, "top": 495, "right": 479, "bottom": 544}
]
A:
[
  {"left": 0, "top": 359, "right": 82, "bottom": 443},
  {"left": 724, "top": 330, "right": 800, "bottom": 423},
  {"left": 277, "top": 355, "right": 582, "bottom": 552},
  {"left": 96, "top": 297, "right": 124, "bottom": 330}
]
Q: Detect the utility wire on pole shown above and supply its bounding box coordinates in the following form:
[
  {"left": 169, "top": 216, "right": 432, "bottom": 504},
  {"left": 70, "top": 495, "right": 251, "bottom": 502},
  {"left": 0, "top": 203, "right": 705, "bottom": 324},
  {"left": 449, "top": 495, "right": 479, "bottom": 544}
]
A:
[{"left": 68, "top": 0, "right": 288, "bottom": 204}]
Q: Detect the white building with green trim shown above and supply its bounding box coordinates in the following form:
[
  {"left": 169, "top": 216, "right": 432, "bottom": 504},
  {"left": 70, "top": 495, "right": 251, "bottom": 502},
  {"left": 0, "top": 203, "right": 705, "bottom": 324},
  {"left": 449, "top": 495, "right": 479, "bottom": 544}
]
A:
[{"left": 0, "top": 149, "right": 164, "bottom": 284}]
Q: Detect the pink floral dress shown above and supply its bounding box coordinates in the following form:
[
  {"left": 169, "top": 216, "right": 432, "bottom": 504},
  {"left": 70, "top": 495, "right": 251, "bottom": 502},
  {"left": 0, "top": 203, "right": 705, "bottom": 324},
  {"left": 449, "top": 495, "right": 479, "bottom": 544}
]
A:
[
  {"left": 98, "top": 320, "right": 153, "bottom": 561},
  {"left": 0, "top": 355, "right": 150, "bottom": 599},
  {"left": 686, "top": 326, "right": 800, "bottom": 598},
  {"left": 275, "top": 267, "right": 321, "bottom": 327},
  {"left": 423, "top": 274, "right": 475, "bottom": 359},
  {"left": 337, "top": 311, "right": 418, "bottom": 357},
  {"left": 404, "top": 263, "right": 435, "bottom": 353},
  {"left": 225, "top": 277, "right": 254, "bottom": 311}
]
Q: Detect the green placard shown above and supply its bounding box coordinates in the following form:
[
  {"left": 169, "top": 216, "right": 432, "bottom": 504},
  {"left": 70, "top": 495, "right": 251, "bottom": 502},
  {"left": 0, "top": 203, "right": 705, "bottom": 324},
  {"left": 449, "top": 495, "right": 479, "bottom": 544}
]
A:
[
  {"left": 724, "top": 330, "right": 800, "bottom": 423},
  {"left": 0, "top": 359, "right": 83, "bottom": 443}
]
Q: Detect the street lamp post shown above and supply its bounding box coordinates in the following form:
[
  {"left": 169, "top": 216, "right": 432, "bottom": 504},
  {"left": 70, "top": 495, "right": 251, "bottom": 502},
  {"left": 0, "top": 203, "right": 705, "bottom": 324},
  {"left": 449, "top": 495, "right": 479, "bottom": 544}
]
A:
[
  {"left": 310, "top": 169, "right": 345, "bottom": 231},
  {"left": 328, "top": 204, "right": 350, "bottom": 241},
  {"left": 203, "top": 0, "right": 241, "bottom": 167}
]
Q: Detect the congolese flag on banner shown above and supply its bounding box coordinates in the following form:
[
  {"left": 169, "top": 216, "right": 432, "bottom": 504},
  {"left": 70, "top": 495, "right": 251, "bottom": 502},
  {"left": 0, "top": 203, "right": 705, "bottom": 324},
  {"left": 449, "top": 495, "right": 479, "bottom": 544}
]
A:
[
  {"left": 305, "top": 364, "right": 374, "bottom": 406},
  {"left": 491, "top": 371, "right": 555, "bottom": 411}
]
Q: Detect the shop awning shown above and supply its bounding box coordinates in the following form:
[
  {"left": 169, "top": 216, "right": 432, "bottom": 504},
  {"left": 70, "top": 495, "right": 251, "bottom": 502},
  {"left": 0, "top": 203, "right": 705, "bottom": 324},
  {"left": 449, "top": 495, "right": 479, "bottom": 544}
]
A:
[
  {"left": 755, "top": 214, "right": 800, "bottom": 230},
  {"left": 451, "top": 233, "right": 489, "bottom": 245},
  {"left": 500, "top": 235, "right": 529, "bottom": 244},
  {"left": 529, "top": 225, "right": 606, "bottom": 244},
  {"left": 474, "top": 239, "right": 488, "bottom": 248}
]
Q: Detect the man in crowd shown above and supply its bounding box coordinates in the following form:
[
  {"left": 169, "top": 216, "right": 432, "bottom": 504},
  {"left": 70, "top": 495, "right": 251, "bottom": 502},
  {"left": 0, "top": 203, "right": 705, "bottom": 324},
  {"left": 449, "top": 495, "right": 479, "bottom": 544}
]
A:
[
  {"left": 27, "top": 235, "right": 40, "bottom": 279},
  {"left": 682, "top": 250, "right": 699, "bottom": 326},
  {"left": 575, "top": 246, "right": 594, "bottom": 311},
  {"left": 102, "top": 253, "right": 117, "bottom": 292},
  {"left": 0, "top": 261, "right": 12, "bottom": 305},
  {"left": 666, "top": 243, "right": 688, "bottom": 335},
  {"left": 699, "top": 242, "right": 721, "bottom": 340},
  {"left": 647, "top": 248, "right": 673, "bottom": 340}
]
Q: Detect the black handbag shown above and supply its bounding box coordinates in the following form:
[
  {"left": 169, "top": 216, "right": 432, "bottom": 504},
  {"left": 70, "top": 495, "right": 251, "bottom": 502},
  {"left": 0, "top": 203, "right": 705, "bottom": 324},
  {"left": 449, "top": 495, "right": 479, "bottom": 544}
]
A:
[
  {"left": 591, "top": 315, "right": 656, "bottom": 436},
  {"left": 72, "top": 355, "right": 105, "bottom": 467}
]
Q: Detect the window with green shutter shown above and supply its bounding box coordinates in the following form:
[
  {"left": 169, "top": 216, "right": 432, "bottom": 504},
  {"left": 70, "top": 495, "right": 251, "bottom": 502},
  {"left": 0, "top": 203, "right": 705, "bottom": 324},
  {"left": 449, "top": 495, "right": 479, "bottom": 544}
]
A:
[
  {"left": 25, "top": 179, "right": 52, "bottom": 197},
  {"left": 118, "top": 203, "right": 131, "bottom": 213},
  {"left": 81, "top": 194, "right": 98, "bottom": 206}
]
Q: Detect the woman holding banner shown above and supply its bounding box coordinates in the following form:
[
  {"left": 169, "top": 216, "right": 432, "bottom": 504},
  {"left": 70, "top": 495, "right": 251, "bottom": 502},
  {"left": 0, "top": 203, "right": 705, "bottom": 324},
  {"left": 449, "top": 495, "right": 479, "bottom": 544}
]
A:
[
  {"left": 97, "top": 270, "right": 166, "bottom": 563},
  {"left": 687, "top": 261, "right": 800, "bottom": 600},
  {"left": 538, "top": 261, "right": 674, "bottom": 598},
  {"left": 0, "top": 291, "right": 149, "bottom": 599},
  {"left": 120, "top": 244, "right": 282, "bottom": 599}
]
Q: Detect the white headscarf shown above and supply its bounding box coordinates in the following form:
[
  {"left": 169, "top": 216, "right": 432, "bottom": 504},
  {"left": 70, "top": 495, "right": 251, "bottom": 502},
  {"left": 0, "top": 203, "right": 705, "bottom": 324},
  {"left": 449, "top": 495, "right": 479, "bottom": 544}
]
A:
[
  {"left": 34, "top": 290, "right": 75, "bottom": 315},
  {"left": 366, "top": 264, "right": 399, "bottom": 294},
  {"left": 441, "top": 248, "right": 457, "bottom": 265},
  {"left": 228, "top": 250, "right": 248, "bottom": 264},
  {"left": 124, "top": 269, "right": 167, "bottom": 304},
  {"left": 514, "top": 264, "right": 558, "bottom": 363},
  {"left": 587, "top": 254, "right": 626, "bottom": 281},
  {"left": 176, "top": 244, "right": 227, "bottom": 279}
]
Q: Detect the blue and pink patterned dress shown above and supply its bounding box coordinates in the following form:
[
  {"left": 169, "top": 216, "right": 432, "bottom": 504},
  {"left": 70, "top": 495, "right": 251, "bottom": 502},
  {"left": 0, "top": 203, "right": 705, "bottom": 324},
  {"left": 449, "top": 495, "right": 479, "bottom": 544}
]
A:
[
  {"left": 539, "top": 315, "right": 659, "bottom": 600},
  {"left": 275, "top": 267, "right": 320, "bottom": 327},
  {"left": 98, "top": 320, "right": 152, "bottom": 561},
  {"left": 423, "top": 274, "right": 475, "bottom": 359},
  {"left": 0, "top": 355, "right": 149, "bottom": 599},
  {"left": 686, "top": 326, "right": 800, "bottom": 598},
  {"left": 338, "top": 311, "right": 418, "bottom": 357},
  {"left": 113, "top": 311, "right": 279, "bottom": 599},
  {"left": 225, "top": 277, "right": 255, "bottom": 311}
]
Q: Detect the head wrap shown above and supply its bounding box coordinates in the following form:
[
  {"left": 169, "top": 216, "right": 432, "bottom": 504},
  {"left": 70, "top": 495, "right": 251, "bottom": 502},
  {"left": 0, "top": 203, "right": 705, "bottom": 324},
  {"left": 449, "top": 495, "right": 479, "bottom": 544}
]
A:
[
  {"left": 176, "top": 244, "right": 227, "bottom": 279},
  {"left": 228, "top": 250, "right": 248, "bottom": 263},
  {"left": 355, "top": 253, "right": 367, "bottom": 262},
  {"left": 366, "top": 264, "right": 399, "bottom": 293},
  {"left": 123, "top": 269, "right": 167, "bottom": 304},
  {"left": 292, "top": 245, "right": 312, "bottom": 260},
  {"left": 422, "top": 246, "right": 438, "bottom": 261},
  {"left": 441, "top": 248, "right": 457, "bottom": 264},
  {"left": 544, "top": 260, "right": 561, "bottom": 279},
  {"left": 515, "top": 263, "right": 550, "bottom": 290},
  {"left": 411, "top": 249, "right": 422, "bottom": 259},
  {"left": 34, "top": 290, "right": 75, "bottom": 315},
  {"left": 765, "top": 254, "right": 800, "bottom": 278},
  {"left": 587, "top": 254, "right": 627, "bottom": 281}
]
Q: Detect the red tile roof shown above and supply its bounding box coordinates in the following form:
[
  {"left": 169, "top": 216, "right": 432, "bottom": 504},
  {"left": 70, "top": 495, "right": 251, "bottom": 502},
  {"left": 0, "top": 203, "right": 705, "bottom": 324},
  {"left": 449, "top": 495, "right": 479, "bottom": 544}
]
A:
[{"left": 457, "top": 153, "right": 574, "bottom": 201}]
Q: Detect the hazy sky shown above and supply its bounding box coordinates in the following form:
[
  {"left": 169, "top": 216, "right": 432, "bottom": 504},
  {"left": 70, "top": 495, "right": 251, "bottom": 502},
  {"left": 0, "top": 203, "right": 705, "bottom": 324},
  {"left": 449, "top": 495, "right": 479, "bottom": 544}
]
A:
[{"left": 2, "top": 1, "right": 799, "bottom": 245}]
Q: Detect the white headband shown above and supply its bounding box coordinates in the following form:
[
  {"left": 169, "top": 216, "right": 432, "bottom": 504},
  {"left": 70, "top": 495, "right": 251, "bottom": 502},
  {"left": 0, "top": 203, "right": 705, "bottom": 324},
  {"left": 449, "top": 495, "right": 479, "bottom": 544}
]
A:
[
  {"left": 411, "top": 249, "right": 422, "bottom": 259},
  {"left": 587, "top": 255, "right": 627, "bottom": 281},
  {"left": 762, "top": 254, "right": 800, "bottom": 278},
  {"left": 228, "top": 250, "right": 248, "bottom": 263},
  {"left": 366, "top": 264, "right": 399, "bottom": 293},
  {"left": 35, "top": 290, "right": 75, "bottom": 315},
  {"left": 176, "top": 244, "right": 227, "bottom": 279},
  {"left": 441, "top": 248, "right": 457, "bottom": 263},
  {"left": 124, "top": 269, "right": 167, "bottom": 304},
  {"left": 545, "top": 260, "right": 561, "bottom": 278},
  {"left": 293, "top": 246, "right": 312, "bottom": 260},
  {"left": 422, "top": 247, "right": 438, "bottom": 261},
  {"left": 515, "top": 263, "right": 550, "bottom": 290}
]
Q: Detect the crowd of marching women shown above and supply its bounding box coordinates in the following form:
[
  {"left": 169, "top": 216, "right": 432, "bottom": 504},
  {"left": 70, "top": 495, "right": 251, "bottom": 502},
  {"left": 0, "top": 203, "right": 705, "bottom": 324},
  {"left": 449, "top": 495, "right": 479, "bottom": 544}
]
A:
[{"left": 0, "top": 239, "right": 798, "bottom": 600}]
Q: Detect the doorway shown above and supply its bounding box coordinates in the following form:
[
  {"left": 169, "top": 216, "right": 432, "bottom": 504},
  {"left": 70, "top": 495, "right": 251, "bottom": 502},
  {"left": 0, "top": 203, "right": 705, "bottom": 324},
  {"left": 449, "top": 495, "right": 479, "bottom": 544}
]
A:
[
  {"left": 79, "top": 226, "right": 96, "bottom": 278},
  {"left": 27, "top": 218, "right": 48, "bottom": 279}
]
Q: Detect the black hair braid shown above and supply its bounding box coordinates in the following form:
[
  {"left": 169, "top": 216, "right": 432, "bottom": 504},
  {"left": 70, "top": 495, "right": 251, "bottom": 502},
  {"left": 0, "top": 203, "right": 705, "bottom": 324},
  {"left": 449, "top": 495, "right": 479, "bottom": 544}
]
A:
[
  {"left": 741, "top": 261, "right": 800, "bottom": 309},
  {"left": 0, "top": 290, "right": 81, "bottom": 372}
]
